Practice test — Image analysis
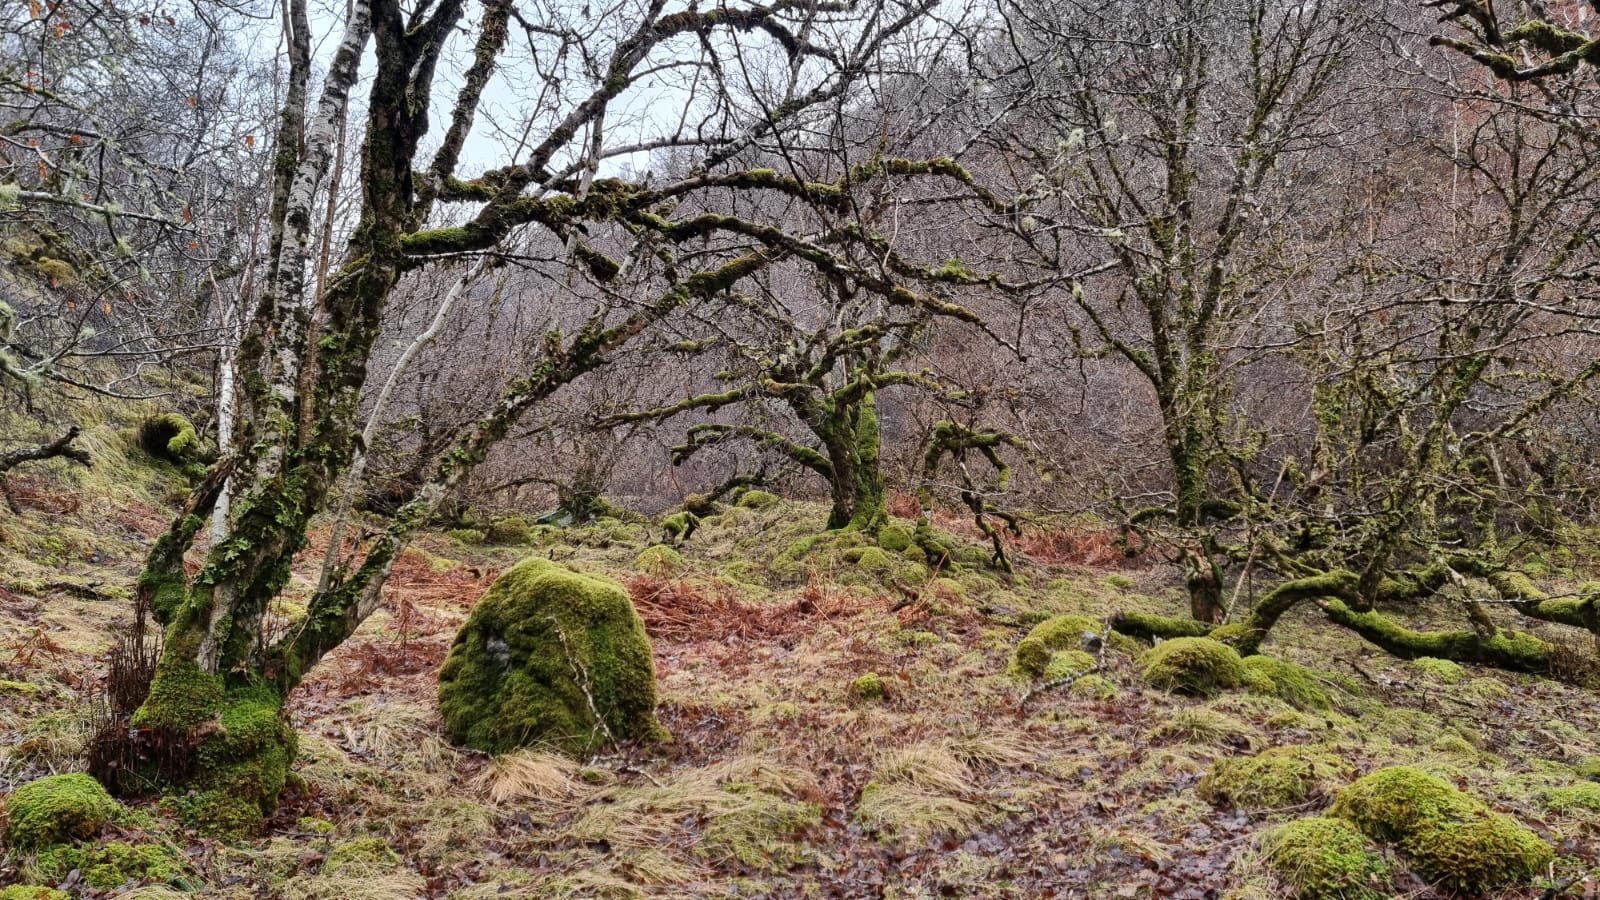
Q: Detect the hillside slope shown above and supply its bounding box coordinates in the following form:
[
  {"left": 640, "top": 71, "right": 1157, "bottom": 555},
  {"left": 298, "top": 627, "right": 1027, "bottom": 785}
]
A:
[{"left": 0, "top": 448, "right": 1598, "bottom": 898}]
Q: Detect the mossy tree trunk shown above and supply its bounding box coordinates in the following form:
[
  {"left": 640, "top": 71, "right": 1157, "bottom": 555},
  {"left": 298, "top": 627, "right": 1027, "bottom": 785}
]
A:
[{"left": 818, "top": 392, "right": 887, "bottom": 533}]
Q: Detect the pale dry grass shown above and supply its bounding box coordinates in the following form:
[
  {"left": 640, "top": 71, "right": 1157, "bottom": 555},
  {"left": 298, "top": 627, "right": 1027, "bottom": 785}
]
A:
[
  {"left": 278, "top": 871, "right": 429, "bottom": 900},
  {"left": 854, "top": 781, "right": 982, "bottom": 840},
  {"left": 569, "top": 754, "right": 819, "bottom": 853},
  {"left": 1145, "top": 706, "right": 1261, "bottom": 750},
  {"left": 473, "top": 748, "right": 588, "bottom": 805},
  {"left": 332, "top": 698, "right": 453, "bottom": 773}
]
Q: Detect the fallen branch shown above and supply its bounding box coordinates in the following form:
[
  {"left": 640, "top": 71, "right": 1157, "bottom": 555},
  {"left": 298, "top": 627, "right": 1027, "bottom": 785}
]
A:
[{"left": 0, "top": 426, "right": 92, "bottom": 514}]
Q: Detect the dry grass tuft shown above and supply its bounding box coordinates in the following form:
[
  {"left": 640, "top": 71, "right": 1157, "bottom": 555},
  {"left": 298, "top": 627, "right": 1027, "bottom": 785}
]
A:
[
  {"left": 855, "top": 781, "right": 983, "bottom": 841},
  {"left": 1145, "top": 706, "right": 1261, "bottom": 750},
  {"left": 474, "top": 748, "right": 586, "bottom": 805},
  {"left": 279, "top": 871, "right": 429, "bottom": 900},
  {"left": 332, "top": 698, "right": 453, "bottom": 771}
]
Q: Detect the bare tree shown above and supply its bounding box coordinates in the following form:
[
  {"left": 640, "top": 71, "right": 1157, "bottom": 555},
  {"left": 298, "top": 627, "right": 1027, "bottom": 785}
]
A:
[{"left": 118, "top": 0, "right": 1010, "bottom": 835}]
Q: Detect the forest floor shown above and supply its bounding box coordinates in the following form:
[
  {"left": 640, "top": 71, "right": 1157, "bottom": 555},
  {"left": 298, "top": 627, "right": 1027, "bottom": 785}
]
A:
[{"left": 2, "top": 410, "right": 1599, "bottom": 898}]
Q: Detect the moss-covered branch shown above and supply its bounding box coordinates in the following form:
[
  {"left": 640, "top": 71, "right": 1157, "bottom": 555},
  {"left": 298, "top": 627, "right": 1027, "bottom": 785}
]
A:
[{"left": 1322, "top": 600, "right": 1552, "bottom": 673}]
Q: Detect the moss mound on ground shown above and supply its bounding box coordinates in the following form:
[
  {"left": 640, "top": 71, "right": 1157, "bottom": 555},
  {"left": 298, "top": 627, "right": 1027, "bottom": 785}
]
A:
[
  {"left": 135, "top": 412, "right": 208, "bottom": 465},
  {"left": 1262, "top": 816, "right": 1390, "bottom": 900},
  {"left": 634, "top": 544, "right": 685, "bottom": 575},
  {"left": 1141, "top": 637, "right": 1244, "bottom": 696},
  {"left": 1543, "top": 782, "right": 1600, "bottom": 813},
  {"left": 1330, "top": 766, "right": 1552, "bottom": 894},
  {"left": 438, "top": 557, "right": 664, "bottom": 755},
  {"left": 1411, "top": 656, "right": 1465, "bottom": 683},
  {"left": 878, "top": 524, "right": 913, "bottom": 552},
  {"left": 1575, "top": 755, "right": 1600, "bottom": 782},
  {"left": 849, "top": 673, "right": 887, "bottom": 702},
  {"left": 324, "top": 837, "right": 401, "bottom": 875},
  {"left": 485, "top": 515, "right": 534, "bottom": 545},
  {"left": 1011, "top": 614, "right": 1101, "bottom": 677},
  {"left": 0, "top": 888, "right": 72, "bottom": 900},
  {"left": 34, "top": 840, "right": 187, "bottom": 889},
  {"left": 1240, "top": 655, "right": 1332, "bottom": 710},
  {"left": 735, "top": 490, "right": 779, "bottom": 509},
  {"left": 1041, "top": 649, "right": 1097, "bottom": 681},
  {"left": 1, "top": 772, "right": 121, "bottom": 850},
  {"left": 1197, "top": 745, "right": 1350, "bottom": 810}
]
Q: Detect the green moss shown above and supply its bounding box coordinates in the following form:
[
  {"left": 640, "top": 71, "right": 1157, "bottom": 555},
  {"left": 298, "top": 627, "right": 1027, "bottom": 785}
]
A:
[
  {"left": 485, "top": 515, "right": 534, "bottom": 545},
  {"left": 446, "top": 527, "right": 486, "bottom": 544},
  {"left": 634, "top": 544, "right": 685, "bottom": 575},
  {"left": 844, "top": 547, "right": 893, "bottom": 570},
  {"left": 2, "top": 773, "right": 121, "bottom": 850},
  {"left": 1411, "top": 657, "right": 1464, "bottom": 684},
  {"left": 1429, "top": 734, "right": 1478, "bottom": 757},
  {"left": 0, "top": 888, "right": 72, "bottom": 900},
  {"left": 849, "top": 673, "right": 886, "bottom": 702},
  {"left": 700, "top": 793, "right": 821, "bottom": 871},
  {"left": 735, "top": 490, "right": 779, "bottom": 509},
  {"left": 324, "top": 837, "right": 401, "bottom": 874},
  {"left": 1240, "top": 656, "right": 1331, "bottom": 710},
  {"left": 1103, "top": 573, "right": 1135, "bottom": 591},
  {"left": 1011, "top": 614, "right": 1101, "bottom": 678},
  {"left": 878, "top": 524, "right": 913, "bottom": 552},
  {"left": 1330, "top": 766, "right": 1481, "bottom": 842},
  {"left": 1543, "top": 782, "right": 1600, "bottom": 813},
  {"left": 33, "top": 841, "right": 186, "bottom": 889},
  {"left": 1261, "top": 817, "right": 1390, "bottom": 900},
  {"left": 1197, "top": 745, "right": 1351, "bottom": 810},
  {"left": 1041, "top": 649, "right": 1096, "bottom": 681},
  {"left": 136, "top": 413, "right": 205, "bottom": 464},
  {"left": 1141, "top": 638, "right": 1244, "bottom": 696},
  {"left": 1331, "top": 766, "right": 1552, "bottom": 894},
  {"left": 661, "top": 511, "right": 697, "bottom": 540},
  {"left": 0, "top": 679, "right": 40, "bottom": 695},
  {"left": 171, "top": 681, "right": 297, "bottom": 838},
  {"left": 1577, "top": 755, "right": 1600, "bottom": 782},
  {"left": 1069, "top": 674, "right": 1119, "bottom": 700},
  {"left": 438, "top": 558, "right": 664, "bottom": 755}
]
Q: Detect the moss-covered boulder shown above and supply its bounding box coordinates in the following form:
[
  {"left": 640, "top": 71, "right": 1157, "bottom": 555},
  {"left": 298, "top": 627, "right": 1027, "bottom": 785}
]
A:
[
  {"left": 878, "top": 524, "right": 913, "bottom": 553},
  {"left": 1069, "top": 674, "right": 1119, "bottom": 700},
  {"left": 1141, "top": 637, "right": 1244, "bottom": 696},
  {"left": 1011, "top": 614, "right": 1101, "bottom": 678},
  {"left": 1330, "top": 766, "right": 1552, "bottom": 895},
  {"left": 1197, "top": 745, "right": 1350, "bottom": 810},
  {"left": 634, "top": 544, "right": 685, "bottom": 575},
  {"left": 1240, "top": 655, "right": 1331, "bottom": 711},
  {"left": 438, "top": 557, "right": 664, "bottom": 755},
  {"left": 1262, "top": 816, "right": 1390, "bottom": 900},
  {"left": 485, "top": 515, "right": 534, "bottom": 545},
  {"left": 1, "top": 773, "right": 121, "bottom": 850},
  {"left": 735, "top": 490, "right": 780, "bottom": 510}
]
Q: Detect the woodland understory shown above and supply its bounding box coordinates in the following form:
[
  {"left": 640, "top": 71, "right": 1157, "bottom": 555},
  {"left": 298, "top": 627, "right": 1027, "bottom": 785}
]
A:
[{"left": 4, "top": 0, "right": 1600, "bottom": 895}]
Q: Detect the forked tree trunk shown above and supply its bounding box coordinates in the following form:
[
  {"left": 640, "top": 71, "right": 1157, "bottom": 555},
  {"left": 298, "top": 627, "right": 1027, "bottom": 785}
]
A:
[{"left": 820, "top": 392, "right": 888, "bottom": 534}]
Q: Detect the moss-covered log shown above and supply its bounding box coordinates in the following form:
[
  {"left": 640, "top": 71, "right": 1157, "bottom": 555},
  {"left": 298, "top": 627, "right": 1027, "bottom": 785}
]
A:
[
  {"left": 1107, "top": 610, "right": 1215, "bottom": 643},
  {"left": 1322, "top": 600, "right": 1552, "bottom": 673}
]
